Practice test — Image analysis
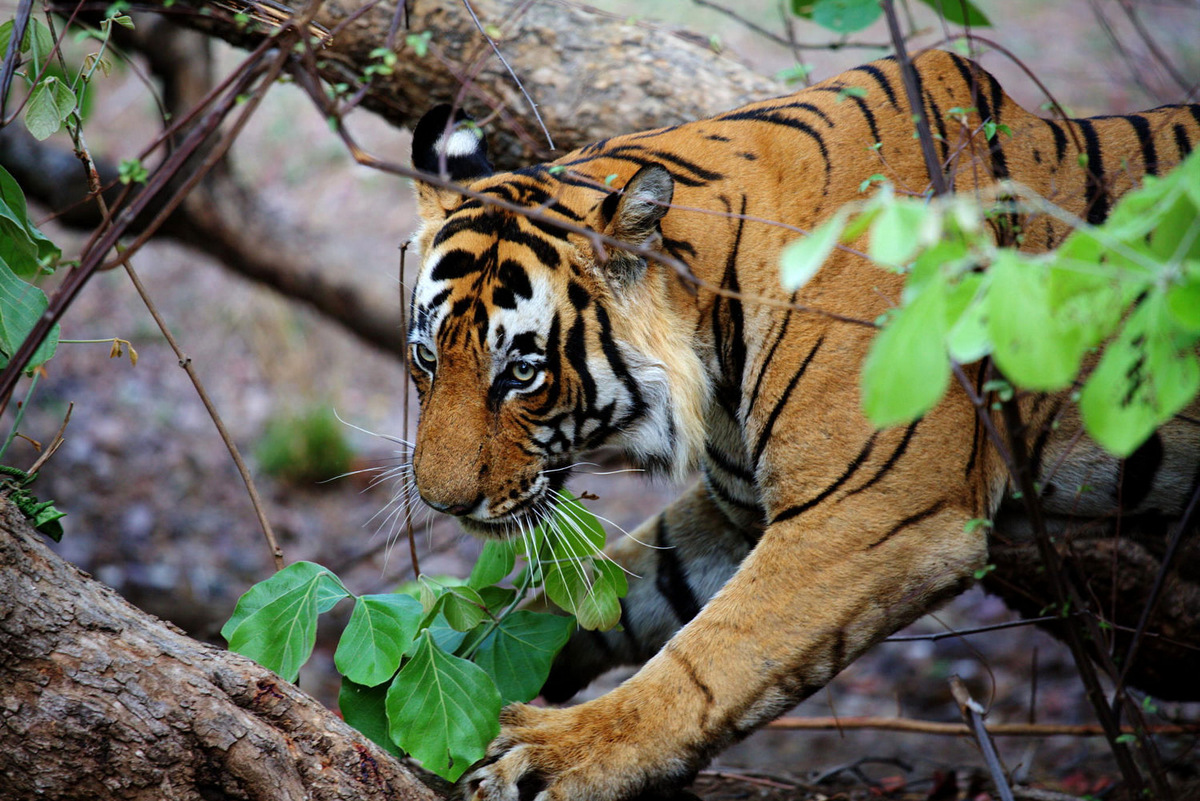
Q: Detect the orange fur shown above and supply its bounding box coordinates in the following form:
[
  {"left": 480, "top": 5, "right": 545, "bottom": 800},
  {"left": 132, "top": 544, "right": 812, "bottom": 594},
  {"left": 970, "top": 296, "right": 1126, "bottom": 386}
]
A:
[{"left": 406, "top": 50, "right": 1200, "bottom": 801}]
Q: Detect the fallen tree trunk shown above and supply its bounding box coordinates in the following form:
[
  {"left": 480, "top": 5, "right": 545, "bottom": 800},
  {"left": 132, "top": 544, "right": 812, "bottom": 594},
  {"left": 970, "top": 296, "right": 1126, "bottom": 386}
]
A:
[{"left": 0, "top": 500, "right": 443, "bottom": 801}]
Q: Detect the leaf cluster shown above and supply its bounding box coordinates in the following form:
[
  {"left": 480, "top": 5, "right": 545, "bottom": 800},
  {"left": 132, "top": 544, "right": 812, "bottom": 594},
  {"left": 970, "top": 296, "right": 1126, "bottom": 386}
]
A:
[
  {"left": 781, "top": 149, "right": 1200, "bottom": 456},
  {"left": 222, "top": 493, "right": 625, "bottom": 781}
]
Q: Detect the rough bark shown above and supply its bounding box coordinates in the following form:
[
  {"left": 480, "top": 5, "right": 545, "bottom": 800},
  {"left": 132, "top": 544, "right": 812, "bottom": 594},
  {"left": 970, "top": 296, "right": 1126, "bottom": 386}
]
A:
[
  {"left": 170, "top": 0, "right": 782, "bottom": 169},
  {"left": 0, "top": 500, "right": 443, "bottom": 801}
]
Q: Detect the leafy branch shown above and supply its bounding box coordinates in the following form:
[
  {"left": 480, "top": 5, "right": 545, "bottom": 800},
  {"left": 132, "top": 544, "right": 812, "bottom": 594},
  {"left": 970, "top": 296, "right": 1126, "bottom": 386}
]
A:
[{"left": 223, "top": 492, "right": 626, "bottom": 781}]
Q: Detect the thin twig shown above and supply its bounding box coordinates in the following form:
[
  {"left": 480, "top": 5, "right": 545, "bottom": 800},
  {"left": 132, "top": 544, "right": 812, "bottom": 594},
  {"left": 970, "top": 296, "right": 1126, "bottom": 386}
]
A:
[
  {"left": 459, "top": 0, "right": 554, "bottom": 151},
  {"left": 1116, "top": 0, "right": 1196, "bottom": 97},
  {"left": 766, "top": 715, "right": 1200, "bottom": 738},
  {"left": 398, "top": 242, "right": 420, "bottom": 580},
  {"left": 950, "top": 677, "right": 1015, "bottom": 801},
  {"left": 0, "top": 0, "right": 33, "bottom": 120},
  {"left": 1116, "top": 477, "right": 1200, "bottom": 703},
  {"left": 881, "top": 0, "right": 946, "bottom": 196},
  {"left": 116, "top": 251, "right": 284, "bottom": 570},
  {"left": 884, "top": 614, "right": 1057, "bottom": 642},
  {"left": 25, "top": 402, "right": 71, "bottom": 477}
]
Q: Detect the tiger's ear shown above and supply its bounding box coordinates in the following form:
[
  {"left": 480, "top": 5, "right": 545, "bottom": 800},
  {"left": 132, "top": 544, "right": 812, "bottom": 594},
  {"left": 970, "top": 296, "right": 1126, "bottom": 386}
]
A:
[
  {"left": 411, "top": 104, "right": 494, "bottom": 222},
  {"left": 601, "top": 164, "right": 674, "bottom": 287}
]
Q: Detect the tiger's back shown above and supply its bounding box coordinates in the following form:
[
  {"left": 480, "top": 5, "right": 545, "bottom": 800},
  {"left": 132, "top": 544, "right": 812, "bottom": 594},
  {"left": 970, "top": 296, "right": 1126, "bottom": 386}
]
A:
[{"left": 406, "top": 49, "right": 1200, "bottom": 801}]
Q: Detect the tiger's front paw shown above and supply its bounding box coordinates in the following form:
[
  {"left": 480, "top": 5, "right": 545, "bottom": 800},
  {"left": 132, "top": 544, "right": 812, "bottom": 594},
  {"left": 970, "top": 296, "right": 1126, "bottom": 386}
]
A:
[{"left": 461, "top": 702, "right": 692, "bottom": 801}]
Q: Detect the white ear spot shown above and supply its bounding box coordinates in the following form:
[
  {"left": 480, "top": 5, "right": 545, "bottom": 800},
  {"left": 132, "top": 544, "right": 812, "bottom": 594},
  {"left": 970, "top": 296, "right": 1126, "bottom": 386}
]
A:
[{"left": 436, "top": 128, "right": 482, "bottom": 159}]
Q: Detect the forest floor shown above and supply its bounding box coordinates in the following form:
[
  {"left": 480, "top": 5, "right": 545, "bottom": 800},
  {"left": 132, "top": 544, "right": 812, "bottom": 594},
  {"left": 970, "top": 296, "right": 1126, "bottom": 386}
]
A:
[{"left": 9, "top": 1, "right": 1200, "bottom": 799}]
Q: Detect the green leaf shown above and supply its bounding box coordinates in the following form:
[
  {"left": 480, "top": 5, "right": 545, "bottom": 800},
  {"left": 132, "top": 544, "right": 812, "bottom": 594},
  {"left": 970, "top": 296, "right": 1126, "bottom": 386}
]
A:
[
  {"left": 471, "top": 611, "right": 574, "bottom": 703},
  {"left": 441, "top": 584, "right": 487, "bottom": 632},
  {"left": 780, "top": 212, "right": 846, "bottom": 290},
  {"left": 541, "top": 557, "right": 625, "bottom": 631},
  {"left": 31, "top": 501, "right": 66, "bottom": 540},
  {"left": 868, "top": 200, "right": 926, "bottom": 268},
  {"left": 28, "top": 18, "right": 52, "bottom": 65},
  {"left": 0, "top": 21, "right": 14, "bottom": 57},
  {"left": 387, "top": 631, "right": 502, "bottom": 780},
  {"left": 916, "top": 0, "right": 990, "bottom": 26},
  {"left": 987, "top": 251, "right": 1085, "bottom": 390},
  {"left": 0, "top": 165, "right": 60, "bottom": 276},
  {"left": 1080, "top": 294, "right": 1200, "bottom": 456},
  {"left": 221, "top": 561, "right": 349, "bottom": 653},
  {"left": 478, "top": 585, "right": 518, "bottom": 613},
  {"left": 811, "top": 0, "right": 882, "bottom": 33},
  {"left": 944, "top": 273, "right": 989, "bottom": 364},
  {"left": 468, "top": 538, "right": 517, "bottom": 588},
  {"left": 860, "top": 283, "right": 950, "bottom": 427},
  {"left": 339, "top": 677, "right": 406, "bottom": 757},
  {"left": 226, "top": 563, "right": 349, "bottom": 681},
  {"left": 51, "top": 78, "right": 76, "bottom": 123},
  {"left": 574, "top": 559, "right": 625, "bottom": 631},
  {"left": 0, "top": 258, "right": 59, "bottom": 371},
  {"left": 335, "top": 593, "right": 424, "bottom": 687},
  {"left": 1167, "top": 269, "right": 1200, "bottom": 332},
  {"left": 24, "top": 80, "right": 62, "bottom": 141}
]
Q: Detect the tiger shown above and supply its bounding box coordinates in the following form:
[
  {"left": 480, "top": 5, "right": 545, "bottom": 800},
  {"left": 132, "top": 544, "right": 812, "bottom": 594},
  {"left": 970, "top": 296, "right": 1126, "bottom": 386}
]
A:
[{"left": 404, "top": 48, "right": 1200, "bottom": 801}]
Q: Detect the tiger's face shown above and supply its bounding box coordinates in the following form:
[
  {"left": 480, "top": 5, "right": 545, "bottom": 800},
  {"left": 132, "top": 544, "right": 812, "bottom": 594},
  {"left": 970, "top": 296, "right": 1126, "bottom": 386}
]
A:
[{"left": 407, "top": 106, "right": 706, "bottom": 537}]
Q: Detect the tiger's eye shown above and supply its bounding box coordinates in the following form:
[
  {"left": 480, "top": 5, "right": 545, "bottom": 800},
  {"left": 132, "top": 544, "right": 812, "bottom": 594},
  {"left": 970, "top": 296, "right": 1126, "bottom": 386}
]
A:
[
  {"left": 414, "top": 343, "right": 437, "bottom": 371},
  {"left": 511, "top": 361, "right": 537, "bottom": 383}
]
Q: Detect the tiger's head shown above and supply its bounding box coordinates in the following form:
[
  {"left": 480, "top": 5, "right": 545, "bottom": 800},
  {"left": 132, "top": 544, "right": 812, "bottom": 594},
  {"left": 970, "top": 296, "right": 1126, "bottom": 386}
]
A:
[{"left": 406, "top": 106, "right": 709, "bottom": 537}]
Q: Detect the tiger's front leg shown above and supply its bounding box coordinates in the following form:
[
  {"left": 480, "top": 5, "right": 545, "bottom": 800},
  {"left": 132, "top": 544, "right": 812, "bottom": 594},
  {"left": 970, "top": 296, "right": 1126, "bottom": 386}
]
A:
[{"left": 464, "top": 500, "right": 986, "bottom": 801}]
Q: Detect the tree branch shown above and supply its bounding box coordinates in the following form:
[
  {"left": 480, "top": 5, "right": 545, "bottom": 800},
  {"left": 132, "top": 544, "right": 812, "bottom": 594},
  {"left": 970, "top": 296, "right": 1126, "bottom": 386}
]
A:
[{"left": 0, "top": 500, "right": 445, "bottom": 801}]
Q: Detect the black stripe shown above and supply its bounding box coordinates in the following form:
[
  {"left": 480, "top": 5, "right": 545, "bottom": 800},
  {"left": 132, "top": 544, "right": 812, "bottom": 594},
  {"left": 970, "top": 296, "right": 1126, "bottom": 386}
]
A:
[
  {"left": 747, "top": 318, "right": 790, "bottom": 415},
  {"left": 703, "top": 469, "right": 763, "bottom": 526},
  {"left": 846, "top": 421, "right": 920, "bottom": 497},
  {"left": 593, "top": 305, "right": 639, "bottom": 415},
  {"left": 771, "top": 432, "right": 878, "bottom": 524},
  {"left": 655, "top": 519, "right": 702, "bottom": 624},
  {"left": 501, "top": 221, "right": 561, "bottom": 269},
  {"left": 752, "top": 336, "right": 824, "bottom": 467},
  {"left": 564, "top": 312, "right": 596, "bottom": 410},
  {"left": 792, "top": 101, "right": 835, "bottom": 126},
  {"left": 868, "top": 500, "right": 947, "bottom": 549},
  {"left": 1046, "top": 119, "right": 1069, "bottom": 164},
  {"left": 964, "top": 362, "right": 987, "bottom": 478},
  {"left": 430, "top": 248, "right": 480, "bottom": 281},
  {"left": 949, "top": 57, "right": 1010, "bottom": 180},
  {"left": 1074, "top": 118, "right": 1110, "bottom": 225},
  {"left": 814, "top": 89, "right": 881, "bottom": 143},
  {"left": 1119, "top": 432, "right": 1164, "bottom": 510},
  {"left": 705, "top": 440, "right": 755, "bottom": 483},
  {"left": 924, "top": 88, "right": 950, "bottom": 165},
  {"left": 715, "top": 110, "right": 832, "bottom": 196},
  {"left": 1174, "top": 123, "right": 1193, "bottom": 159},
  {"left": 1126, "top": 114, "right": 1159, "bottom": 176},
  {"left": 713, "top": 197, "right": 749, "bottom": 414},
  {"left": 853, "top": 64, "right": 899, "bottom": 107}
]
